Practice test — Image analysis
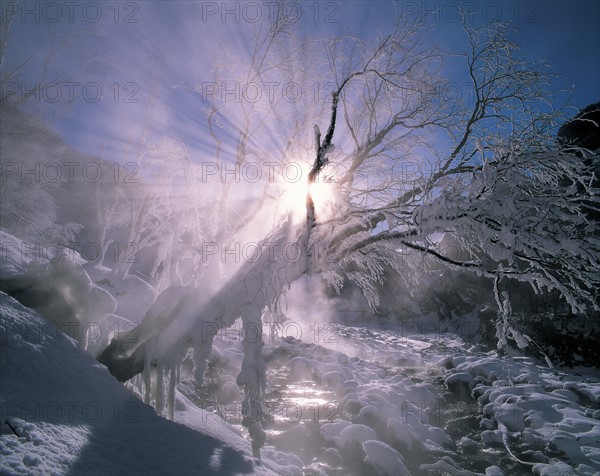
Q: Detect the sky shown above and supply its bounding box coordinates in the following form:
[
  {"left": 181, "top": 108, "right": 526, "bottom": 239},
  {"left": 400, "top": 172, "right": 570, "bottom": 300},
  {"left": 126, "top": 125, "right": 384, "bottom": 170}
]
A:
[{"left": 2, "top": 0, "right": 599, "bottom": 165}]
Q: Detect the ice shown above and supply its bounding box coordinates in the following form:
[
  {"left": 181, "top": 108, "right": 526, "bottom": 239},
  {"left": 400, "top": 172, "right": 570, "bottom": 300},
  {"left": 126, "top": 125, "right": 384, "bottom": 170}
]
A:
[
  {"left": 84, "top": 313, "right": 137, "bottom": 358},
  {"left": 1, "top": 4, "right": 599, "bottom": 473}
]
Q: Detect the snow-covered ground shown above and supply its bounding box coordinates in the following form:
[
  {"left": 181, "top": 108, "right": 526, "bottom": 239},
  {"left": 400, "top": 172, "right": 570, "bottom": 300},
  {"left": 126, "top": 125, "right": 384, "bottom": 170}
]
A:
[
  {"left": 200, "top": 321, "right": 600, "bottom": 475},
  {"left": 1, "top": 230, "right": 599, "bottom": 475},
  {"left": 0, "top": 291, "right": 314, "bottom": 475}
]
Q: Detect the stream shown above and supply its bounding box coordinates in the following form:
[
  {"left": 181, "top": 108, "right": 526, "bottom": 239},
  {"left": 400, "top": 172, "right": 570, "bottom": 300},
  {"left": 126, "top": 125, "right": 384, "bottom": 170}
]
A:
[{"left": 187, "top": 322, "right": 599, "bottom": 475}]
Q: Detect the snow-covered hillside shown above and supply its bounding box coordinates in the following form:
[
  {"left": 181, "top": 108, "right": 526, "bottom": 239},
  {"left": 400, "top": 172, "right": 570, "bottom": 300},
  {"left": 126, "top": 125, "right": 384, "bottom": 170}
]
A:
[{"left": 0, "top": 291, "right": 297, "bottom": 475}]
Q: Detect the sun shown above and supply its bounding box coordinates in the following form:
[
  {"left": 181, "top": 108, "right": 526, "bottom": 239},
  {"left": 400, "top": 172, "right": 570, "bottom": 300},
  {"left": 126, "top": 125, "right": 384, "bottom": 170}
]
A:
[
  {"left": 309, "top": 178, "right": 335, "bottom": 215},
  {"left": 280, "top": 179, "right": 308, "bottom": 216},
  {"left": 279, "top": 165, "right": 335, "bottom": 219}
]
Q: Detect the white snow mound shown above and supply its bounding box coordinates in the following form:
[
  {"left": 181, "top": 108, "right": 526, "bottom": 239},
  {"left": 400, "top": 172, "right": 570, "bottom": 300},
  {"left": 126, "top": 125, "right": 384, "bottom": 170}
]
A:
[{"left": 0, "top": 291, "right": 277, "bottom": 475}]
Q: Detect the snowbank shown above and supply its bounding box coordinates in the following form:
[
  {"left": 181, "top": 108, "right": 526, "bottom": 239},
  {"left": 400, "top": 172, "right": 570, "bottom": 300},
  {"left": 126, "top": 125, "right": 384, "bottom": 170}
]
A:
[
  {"left": 0, "top": 291, "right": 283, "bottom": 475},
  {"left": 84, "top": 264, "right": 155, "bottom": 324},
  {"left": 362, "top": 439, "right": 410, "bottom": 476},
  {"left": 444, "top": 354, "right": 600, "bottom": 473},
  {"left": 0, "top": 231, "right": 117, "bottom": 348}
]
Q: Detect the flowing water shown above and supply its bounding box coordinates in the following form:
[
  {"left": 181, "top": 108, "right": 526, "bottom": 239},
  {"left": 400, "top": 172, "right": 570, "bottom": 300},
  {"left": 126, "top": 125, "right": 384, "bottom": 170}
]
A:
[{"left": 192, "top": 323, "right": 534, "bottom": 475}]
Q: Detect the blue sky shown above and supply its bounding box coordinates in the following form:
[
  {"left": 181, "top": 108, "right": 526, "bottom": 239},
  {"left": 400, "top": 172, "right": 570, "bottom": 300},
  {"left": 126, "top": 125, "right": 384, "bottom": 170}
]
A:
[{"left": 2, "top": 0, "right": 598, "bottom": 163}]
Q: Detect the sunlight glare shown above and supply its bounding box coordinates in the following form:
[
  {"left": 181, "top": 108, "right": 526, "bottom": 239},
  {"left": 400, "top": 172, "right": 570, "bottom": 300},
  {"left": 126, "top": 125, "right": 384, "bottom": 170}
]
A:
[
  {"left": 279, "top": 166, "right": 335, "bottom": 219},
  {"left": 309, "top": 179, "right": 335, "bottom": 216}
]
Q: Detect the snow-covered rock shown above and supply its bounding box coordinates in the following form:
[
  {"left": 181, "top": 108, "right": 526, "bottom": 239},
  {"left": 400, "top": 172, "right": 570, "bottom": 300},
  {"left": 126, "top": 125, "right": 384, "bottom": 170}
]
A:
[
  {"left": 485, "top": 466, "right": 504, "bottom": 476},
  {"left": 445, "top": 371, "right": 476, "bottom": 393},
  {"left": 84, "top": 265, "right": 155, "bottom": 324},
  {"left": 320, "top": 420, "right": 352, "bottom": 444},
  {"left": 532, "top": 462, "right": 577, "bottom": 475},
  {"left": 0, "top": 232, "right": 116, "bottom": 347},
  {"left": 362, "top": 439, "right": 410, "bottom": 476},
  {"left": 481, "top": 430, "right": 503, "bottom": 446},
  {"left": 338, "top": 423, "right": 378, "bottom": 450}
]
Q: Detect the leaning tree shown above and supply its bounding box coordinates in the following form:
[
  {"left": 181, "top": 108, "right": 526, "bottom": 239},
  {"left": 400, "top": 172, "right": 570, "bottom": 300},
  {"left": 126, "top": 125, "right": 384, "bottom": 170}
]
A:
[{"left": 99, "top": 12, "right": 599, "bottom": 457}]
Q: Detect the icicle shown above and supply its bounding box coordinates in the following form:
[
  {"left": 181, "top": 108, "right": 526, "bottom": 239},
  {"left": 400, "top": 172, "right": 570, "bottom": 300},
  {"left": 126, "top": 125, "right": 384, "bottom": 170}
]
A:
[
  {"left": 167, "top": 366, "right": 176, "bottom": 420},
  {"left": 83, "top": 325, "right": 90, "bottom": 352},
  {"left": 143, "top": 350, "right": 152, "bottom": 405},
  {"left": 193, "top": 337, "right": 214, "bottom": 385},
  {"left": 155, "top": 363, "right": 165, "bottom": 417},
  {"left": 138, "top": 374, "right": 144, "bottom": 399},
  {"left": 237, "top": 304, "right": 267, "bottom": 459}
]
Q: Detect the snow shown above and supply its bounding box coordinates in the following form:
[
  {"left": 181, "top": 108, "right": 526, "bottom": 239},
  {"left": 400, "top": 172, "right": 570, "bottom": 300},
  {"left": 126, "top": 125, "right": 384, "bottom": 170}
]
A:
[
  {"left": 0, "top": 230, "right": 83, "bottom": 277},
  {"left": 337, "top": 423, "right": 378, "bottom": 450},
  {"left": 84, "top": 266, "right": 155, "bottom": 325},
  {"left": 532, "top": 462, "right": 580, "bottom": 475},
  {"left": 485, "top": 467, "right": 504, "bottom": 476},
  {"left": 444, "top": 352, "right": 600, "bottom": 473},
  {"left": 1, "top": 232, "right": 599, "bottom": 475},
  {"left": 362, "top": 439, "right": 410, "bottom": 476},
  {"left": 445, "top": 372, "right": 476, "bottom": 389},
  {"left": 0, "top": 291, "right": 281, "bottom": 475},
  {"left": 320, "top": 420, "right": 352, "bottom": 444},
  {"left": 0, "top": 231, "right": 117, "bottom": 348}
]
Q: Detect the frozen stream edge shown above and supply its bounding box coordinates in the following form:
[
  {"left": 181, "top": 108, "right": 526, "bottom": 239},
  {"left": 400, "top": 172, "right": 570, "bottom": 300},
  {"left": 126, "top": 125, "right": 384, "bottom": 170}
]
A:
[{"left": 183, "top": 323, "right": 600, "bottom": 476}]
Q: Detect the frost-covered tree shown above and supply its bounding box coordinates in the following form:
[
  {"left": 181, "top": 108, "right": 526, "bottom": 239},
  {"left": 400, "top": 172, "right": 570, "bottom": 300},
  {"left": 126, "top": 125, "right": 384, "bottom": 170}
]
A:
[
  {"left": 0, "top": 8, "right": 105, "bottom": 244},
  {"left": 0, "top": 104, "right": 82, "bottom": 244},
  {"left": 99, "top": 12, "right": 599, "bottom": 456}
]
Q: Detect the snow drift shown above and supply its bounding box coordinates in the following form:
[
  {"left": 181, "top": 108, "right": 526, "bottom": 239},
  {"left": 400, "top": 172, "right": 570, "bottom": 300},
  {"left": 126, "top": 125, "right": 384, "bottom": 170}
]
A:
[{"left": 0, "top": 291, "right": 288, "bottom": 475}]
